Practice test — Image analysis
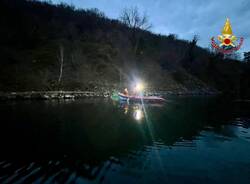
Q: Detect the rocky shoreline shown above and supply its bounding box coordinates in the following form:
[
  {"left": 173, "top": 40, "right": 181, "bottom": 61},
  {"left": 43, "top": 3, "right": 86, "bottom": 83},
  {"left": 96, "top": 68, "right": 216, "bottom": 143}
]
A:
[
  {"left": 0, "top": 91, "right": 110, "bottom": 100},
  {"left": 0, "top": 90, "right": 219, "bottom": 100}
]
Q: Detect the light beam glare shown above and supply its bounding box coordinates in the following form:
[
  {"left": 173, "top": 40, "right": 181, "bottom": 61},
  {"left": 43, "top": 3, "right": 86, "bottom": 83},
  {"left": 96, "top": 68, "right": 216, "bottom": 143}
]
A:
[{"left": 140, "top": 94, "right": 165, "bottom": 174}]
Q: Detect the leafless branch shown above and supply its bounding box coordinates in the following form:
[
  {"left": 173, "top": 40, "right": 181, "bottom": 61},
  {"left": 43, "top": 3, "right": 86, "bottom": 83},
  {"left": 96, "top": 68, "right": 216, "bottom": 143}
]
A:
[{"left": 120, "top": 6, "right": 152, "bottom": 31}]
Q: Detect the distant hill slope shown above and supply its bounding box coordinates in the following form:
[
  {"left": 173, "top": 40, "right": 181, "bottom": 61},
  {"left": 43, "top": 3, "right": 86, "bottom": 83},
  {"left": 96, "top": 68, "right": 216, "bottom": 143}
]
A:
[{"left": 0, "top": 0, "right": 250, "bottom": 98}]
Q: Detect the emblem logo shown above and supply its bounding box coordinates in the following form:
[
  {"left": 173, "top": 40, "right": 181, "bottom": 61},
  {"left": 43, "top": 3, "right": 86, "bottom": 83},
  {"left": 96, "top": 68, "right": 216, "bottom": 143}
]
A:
[{"left": 211, "top": 18, "right": 243, "bottom": 54}]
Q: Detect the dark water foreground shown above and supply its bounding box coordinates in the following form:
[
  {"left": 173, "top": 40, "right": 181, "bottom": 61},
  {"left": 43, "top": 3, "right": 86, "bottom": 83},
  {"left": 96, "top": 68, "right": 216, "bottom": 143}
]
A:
[{"left": 0, "top": 97, "right": 250, "bottom": 184}]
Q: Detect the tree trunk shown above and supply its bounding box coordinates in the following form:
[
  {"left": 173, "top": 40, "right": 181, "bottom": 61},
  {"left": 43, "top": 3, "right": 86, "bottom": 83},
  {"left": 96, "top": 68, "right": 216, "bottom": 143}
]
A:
[{"left": 58, "top": 45, "right": 64, "bottom": 85}]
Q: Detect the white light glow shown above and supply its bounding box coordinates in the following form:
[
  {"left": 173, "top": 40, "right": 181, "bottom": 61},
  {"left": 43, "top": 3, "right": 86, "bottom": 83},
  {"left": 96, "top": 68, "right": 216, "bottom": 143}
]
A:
[
  {"left": 134, "top": 109, "right": 143, "bottom": 121},
  {"left": 135, "top": 83, "right": 144, "bottom": 92}
]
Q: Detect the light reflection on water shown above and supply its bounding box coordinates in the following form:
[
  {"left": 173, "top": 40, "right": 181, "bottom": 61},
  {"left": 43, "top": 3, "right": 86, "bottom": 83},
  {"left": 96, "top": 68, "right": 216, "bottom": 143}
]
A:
[
  {"left": 119, "top": 102, "right": 145, "bottom": 121},
  {"left": 0, "top": 97, "right": 250, "bottom": 183},
  {"left": 116, "top": 100, "right": 165, "bottom": 122}
]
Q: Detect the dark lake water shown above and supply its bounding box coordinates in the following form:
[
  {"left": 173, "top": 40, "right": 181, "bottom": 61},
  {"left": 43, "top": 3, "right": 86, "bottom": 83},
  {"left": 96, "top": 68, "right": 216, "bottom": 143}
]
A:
[{"left": 0, "top": 97, "right": 250, "bottom": 184}]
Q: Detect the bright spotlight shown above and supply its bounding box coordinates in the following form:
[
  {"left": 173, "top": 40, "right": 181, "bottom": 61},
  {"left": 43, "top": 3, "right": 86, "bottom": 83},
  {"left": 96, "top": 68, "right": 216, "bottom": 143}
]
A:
[{"left": 135, "top": 83, "right": 144, "bottom": 92}]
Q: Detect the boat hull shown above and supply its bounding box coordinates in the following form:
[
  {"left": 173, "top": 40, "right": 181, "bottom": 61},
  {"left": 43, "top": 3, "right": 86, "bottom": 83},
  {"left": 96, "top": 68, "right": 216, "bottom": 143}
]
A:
[{"left": 118, "top": 93, "right": 165, "bottom": 103}]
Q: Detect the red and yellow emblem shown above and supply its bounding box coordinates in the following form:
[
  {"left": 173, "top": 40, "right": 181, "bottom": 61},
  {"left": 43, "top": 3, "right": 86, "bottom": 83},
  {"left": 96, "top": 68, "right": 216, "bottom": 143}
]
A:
[
  {"left": 211, "top": 18, "right": 243, "bottom": 54},
  {"left": 218, "top": 18, "right": 237, "bottom": 47}
]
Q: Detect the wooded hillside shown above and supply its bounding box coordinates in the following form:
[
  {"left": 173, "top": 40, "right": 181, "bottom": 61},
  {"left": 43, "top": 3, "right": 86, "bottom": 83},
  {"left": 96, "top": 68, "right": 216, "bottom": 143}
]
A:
[{"left": 0, "top": 0, "right": 249, "bottom": 98}]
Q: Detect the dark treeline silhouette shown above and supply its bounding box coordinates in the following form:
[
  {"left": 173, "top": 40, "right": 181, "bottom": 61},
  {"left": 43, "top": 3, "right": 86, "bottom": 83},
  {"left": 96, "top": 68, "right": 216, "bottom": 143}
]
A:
[{"left": 0, "top": 0, "right": 250, "bottom": 98}]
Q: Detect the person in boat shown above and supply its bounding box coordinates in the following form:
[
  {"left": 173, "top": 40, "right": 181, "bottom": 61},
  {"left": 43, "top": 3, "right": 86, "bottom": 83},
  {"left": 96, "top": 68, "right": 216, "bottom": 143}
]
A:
[{"left": 123, "top": 88, "right": 129, "bottom": 96}]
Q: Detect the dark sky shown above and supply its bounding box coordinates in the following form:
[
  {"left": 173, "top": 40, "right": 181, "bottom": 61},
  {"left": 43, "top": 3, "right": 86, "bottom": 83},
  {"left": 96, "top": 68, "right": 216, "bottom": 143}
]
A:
[{"left": 48, "top": 0, "right": 250, "bottom": 57}]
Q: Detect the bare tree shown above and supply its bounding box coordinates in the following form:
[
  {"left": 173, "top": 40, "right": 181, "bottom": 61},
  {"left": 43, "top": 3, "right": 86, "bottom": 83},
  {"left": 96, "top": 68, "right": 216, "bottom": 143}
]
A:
[
  {"left": 182, "top": 35, "right": 199, "bottom": 70},
  {"left": 120, "top": 6, "right": 152, "bottom": 30},
  {"left": 188, "top": 35, "right": 199, "bottom": 60},
  {"left": 58, "top": 45, "right": 64, "bottom": 85},
  {"left": 120, "top": 7, "right": 152, "bottom": 53}
]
